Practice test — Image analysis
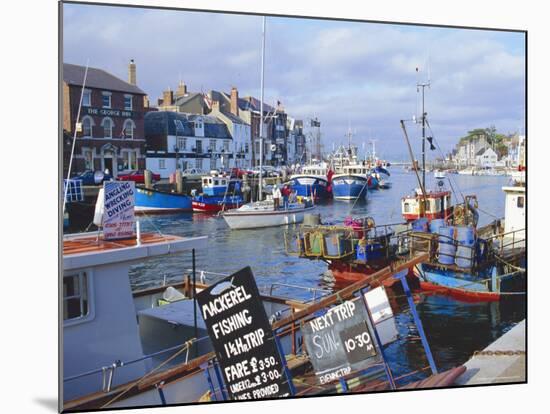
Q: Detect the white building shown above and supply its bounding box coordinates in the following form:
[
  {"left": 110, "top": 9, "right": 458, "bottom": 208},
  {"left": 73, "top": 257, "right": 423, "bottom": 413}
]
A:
[
  {"left": 144, "top": 111, "right": 233, "bottom": 178},
  {"left": 475, "top": 147, "right": 498, "bottom": 168}
]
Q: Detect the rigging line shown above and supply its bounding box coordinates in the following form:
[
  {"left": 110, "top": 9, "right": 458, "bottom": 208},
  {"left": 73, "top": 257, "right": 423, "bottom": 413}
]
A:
[
  {"left": 424, "top": 119, "right": 466, "bottom": 205},
  {"left": 100, "top": 338, "right": 197, "bottom": 409}
]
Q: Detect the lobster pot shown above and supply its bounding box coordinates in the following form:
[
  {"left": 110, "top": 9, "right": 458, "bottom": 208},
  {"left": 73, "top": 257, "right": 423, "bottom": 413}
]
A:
[
  {"left": 410, "top": 231, "right": 431, "bottom": 252},
  {"left": 412, "top": 217, "right": 429, "bottom": 232},
  {"left": 356, "top": 242, "right": 383, "bottom": 263},
  {"left": 284, "top": 231, "right": 304, "bottom": 256},
  {"left": 322, "top": 232, "right": 353, "bottom": 259},
  {"left": 429, "top": 218, "right": 446, "bottom": 234},
  {"left": 438, "top": 226, "right": 456, "bottom": 265},
  {"left": 455, "top": 226, "right": 476, "bottom": 268},
  {"left": 304, "top": 232, "right": 323, "bottom": 257}
]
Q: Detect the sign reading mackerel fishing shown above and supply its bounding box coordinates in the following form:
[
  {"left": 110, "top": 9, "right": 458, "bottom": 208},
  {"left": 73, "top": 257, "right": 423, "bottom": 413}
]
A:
[
  {"left": 196, "top": 267, "right": 292, "bottom": 400},
  {"left": 102, "top": 181, "right": 135, "bottom": 240},
  {"left": 302, "top": 298, "right": 381, "bottom": 384}
]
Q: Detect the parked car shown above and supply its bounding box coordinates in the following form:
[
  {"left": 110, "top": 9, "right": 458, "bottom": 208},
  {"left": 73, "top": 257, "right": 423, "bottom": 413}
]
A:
[
  {"left": 117, "top": 170, "right": 161, "bottom": 184},
  {"left": 72, "top": 170, "right": 113, "bottom": 185}
]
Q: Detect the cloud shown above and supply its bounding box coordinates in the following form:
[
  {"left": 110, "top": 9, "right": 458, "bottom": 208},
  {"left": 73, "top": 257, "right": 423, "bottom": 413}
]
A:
[{"left": 63, "top": 3, "right": 525, "bottom": 160}]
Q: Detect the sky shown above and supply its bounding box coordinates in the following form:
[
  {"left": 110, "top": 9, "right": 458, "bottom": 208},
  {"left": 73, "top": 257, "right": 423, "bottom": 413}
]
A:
[{"left": 63, "top": 3, "right": 526, "bottom": 161}]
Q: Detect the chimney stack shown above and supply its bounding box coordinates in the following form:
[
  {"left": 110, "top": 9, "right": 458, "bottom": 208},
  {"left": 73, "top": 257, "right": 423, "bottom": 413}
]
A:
[
  {"left": 230, "top": 87, "right": 239, "bottom": 116},
  {"left": 212, "top": 100, "right": 220, "bottom": 112},
  {"left": 163, "top": 88, "right": 174, "bottom": 106},
  {"left": 128, "top": 59, "right": 137, "bottom": 85},
  {"left": 176, "top": 80, "right": 188, "bottom": 97}
]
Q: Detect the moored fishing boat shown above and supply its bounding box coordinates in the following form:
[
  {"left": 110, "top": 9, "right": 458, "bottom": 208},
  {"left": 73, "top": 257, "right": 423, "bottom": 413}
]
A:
[
  {"left": 288, "top": 163, "right": 332, "bottom": 200},
  {"left": 332, "top": 164, "right": 371, "bottom": 200},
  {"left": 191, "top": 174, "right": 243, "bottom": 213},
  {"left": 411, "top": 183, "right": 525, "bottom": 301},
  {"left": 372, "top": 165, "right": 391, "bottom": 189},
  {"left": 135, "top": 186, "right": 192, "bottom": 213}
]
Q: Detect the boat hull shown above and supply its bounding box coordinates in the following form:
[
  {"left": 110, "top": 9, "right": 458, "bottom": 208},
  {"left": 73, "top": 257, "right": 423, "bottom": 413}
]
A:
[
  {"left": 135, "top": 187, "right": 192, "bottom": 213},
  {"left": 416, "top": 264, "right": 526, "bottom": 302},
  {"left": 222, "top": 205, "right": 316, "bottom": 229},
  {"left": 288, "top": 176, "right": 331, "bottom": 199},
  {"left": 191, "top": 195, "right": 243, "bottom": 213},
  {"left": 332, "top": 175, "right": 368, "bottom": 200}
]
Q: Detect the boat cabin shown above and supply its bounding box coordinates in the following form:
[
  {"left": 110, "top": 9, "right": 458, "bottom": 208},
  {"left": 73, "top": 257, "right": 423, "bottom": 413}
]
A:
[
  {"left": 401, "top": 189, "right": 452, "bottom": 222},
  {"left": 340, "top": 164, "right": 371, "bottom": 177},
  {"left": 301, "top": 165, "right": 328, "bottom": 177},
  {"left": 62, "top": 232, "right": 208, "bottom": 403},
  {"left": 503, "top": 184, "right": 525, "bottom": 244},
  {"left": 201, "top": 175, "right": 240, "bottom": 196}
]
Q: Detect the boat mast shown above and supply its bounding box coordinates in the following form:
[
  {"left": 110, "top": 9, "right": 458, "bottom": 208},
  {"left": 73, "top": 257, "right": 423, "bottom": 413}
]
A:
[
  {"left": 63, "top": 60, "right": 90, "bottom": 214},
  {"left": 417, "top": 67, "right": 430, "bottom": 191},
  {"left": 258, "top": 16, "right": 266, "bottom": 201}
]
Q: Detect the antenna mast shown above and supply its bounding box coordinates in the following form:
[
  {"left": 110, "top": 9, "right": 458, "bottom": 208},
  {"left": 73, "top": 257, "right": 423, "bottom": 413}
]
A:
[{"left": 417, "top": 67, "right": 430, "bottom": 192}]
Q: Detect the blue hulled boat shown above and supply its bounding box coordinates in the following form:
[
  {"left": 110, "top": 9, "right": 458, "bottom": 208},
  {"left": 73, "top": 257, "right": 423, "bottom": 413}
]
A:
[
  {"left": 135, "top": 187, "right": 192, "bottom": 213},
  {"left": 371, "top": 166, "right": 391, "bottom": 189},
  {"left": 288, "top": 163, "right": 332, "bottom": 199},
  {"left": 331, "top": 164, "right": 370, "bottom": 200}
]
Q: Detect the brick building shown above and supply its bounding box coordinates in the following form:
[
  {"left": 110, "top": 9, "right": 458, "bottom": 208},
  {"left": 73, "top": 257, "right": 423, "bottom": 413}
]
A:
[{"left": 62, "top": 61, "right": 147, "bottom": 177}]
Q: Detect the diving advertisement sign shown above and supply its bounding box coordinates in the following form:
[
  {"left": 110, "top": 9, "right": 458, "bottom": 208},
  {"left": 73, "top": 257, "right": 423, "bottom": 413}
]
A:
[{"left": 102, "top": 181, "right": 135, "bottom": 240}]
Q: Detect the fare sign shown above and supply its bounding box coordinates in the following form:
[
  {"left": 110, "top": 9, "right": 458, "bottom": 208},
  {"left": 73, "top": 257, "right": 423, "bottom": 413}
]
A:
[
  {"left": 196, "top": 267, "right": 292, "bottom": 400},
  {"left": 302, "top": 299, "right": 380, "bottom": 384},
  {"left": 102, "top": 181, "right": 135, "bottom": 240}
]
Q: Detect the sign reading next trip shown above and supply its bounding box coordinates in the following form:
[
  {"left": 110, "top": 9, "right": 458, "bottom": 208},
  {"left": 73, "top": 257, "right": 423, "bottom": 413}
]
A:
[
  {"left": 102, "top": 181, "right": 135, "bottom": 240},
  {"left": 196, "top": 267, "right": 292, "bottom": 400},
  {"left": 302, "top": 298, "right": 380, "bottom": 385}
]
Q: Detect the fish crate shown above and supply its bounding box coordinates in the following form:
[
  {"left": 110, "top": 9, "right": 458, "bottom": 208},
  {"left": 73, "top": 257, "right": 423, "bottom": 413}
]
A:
[
  {"left": 284, "top": 230, "right": 305, "bottom": 256},
  {"left": 304, "top": 231, "right": 324, "bottom": 257},
  {"left": 321, "top": 231, "right": 355, "bottom": 259}
]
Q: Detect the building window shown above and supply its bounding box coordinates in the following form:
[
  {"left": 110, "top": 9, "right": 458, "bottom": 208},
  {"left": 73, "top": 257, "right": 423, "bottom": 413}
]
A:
[
  {"left": 196, "top": 139, "right": 202, "bottom": 153},
  {"left": 209, "top": 139, "right": 216, "bottom": 152},
  {"left": 82, "top": 116, "right": 94, "bottom": 137},
  {"left": 122, "top": 150, "right": 138, "bottom": 170},
  {"left": 63, "top": 272, "right": 89, "bottom": 321},
  {"left": 102, "top": 92, "right": 112, "bottom": 108},
  {"left": 101, "top": 118, "right": 113, "bottom": 138},
  {"left": 245, "top": 143, "right": 249, "bottom": 153},
  {"left": 82, "top": 89, "right": 91, "bottom": 107},
  {"left": 195, "top": 158, "right": 203, "bottom": 169},
  {"left": 210, "top": 157, "right": 216, "bottom": 170},
  {"left": 159, "top": 159, "right": 166, "bottom": 169},
  {"left": 517, "top": 196, "right": 524, "bottom": 208},
  {"left": 223, "top": 141, "right": 230, "bottom": 152},
  {"left": 124, "top": 95, "right": 133, "bottom": 110},
  {"left": 177, "top": 137, "right": 186, "bottom": 151},
  {"left": 83, "top": 149, "right": 94, "bottom": 170},
  {"left": 123, "top": 119, "right": 135, "bottom": 139}
]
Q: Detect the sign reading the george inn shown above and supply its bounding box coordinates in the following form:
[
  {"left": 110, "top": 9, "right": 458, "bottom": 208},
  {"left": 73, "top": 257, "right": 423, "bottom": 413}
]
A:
[
  {"left": 84, "top": 107, "right": 142, "bottom": 119},
  {"left": 196, "top": 267, "right": 292, "bottom": 400},
  {"left": 102, "top": 181, "right": 136, "bottom": 240},
  {"left": 301, "top": 298, "right": 382, "bottom": 384}
]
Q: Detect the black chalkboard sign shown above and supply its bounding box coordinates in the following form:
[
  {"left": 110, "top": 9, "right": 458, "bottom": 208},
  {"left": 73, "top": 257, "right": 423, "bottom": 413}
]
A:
[
  {"left": 196, "top": 267, "right": 292, "bottom": 400},
  {"left": 302, "top": 298, "right": 381, "bottom": 384}
]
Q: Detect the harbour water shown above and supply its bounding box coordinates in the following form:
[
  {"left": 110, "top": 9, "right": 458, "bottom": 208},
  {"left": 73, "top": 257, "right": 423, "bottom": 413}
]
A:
[{"left": 130, "top": 169, "right": 525, "bottom": 382}]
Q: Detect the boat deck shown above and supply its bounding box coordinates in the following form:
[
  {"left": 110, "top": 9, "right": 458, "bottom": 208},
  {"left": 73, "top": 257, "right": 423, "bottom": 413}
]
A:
[{"left": 63, "top": 232, "right": 185, "bottom": 256}]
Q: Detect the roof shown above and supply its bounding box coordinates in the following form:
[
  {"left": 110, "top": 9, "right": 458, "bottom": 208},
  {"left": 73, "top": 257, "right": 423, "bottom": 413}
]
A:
[
  {"left": 174, "top": 92, "right": 203, "bottom": 106},
  {"left": 238, "top": 96, "right": 275, "bottom": 113},
  {"left": 63, "top": 63, "right": 146, "bottom": 95},
  {"left": 144, "top": 111, "right": 232, "bottom": 139}
]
